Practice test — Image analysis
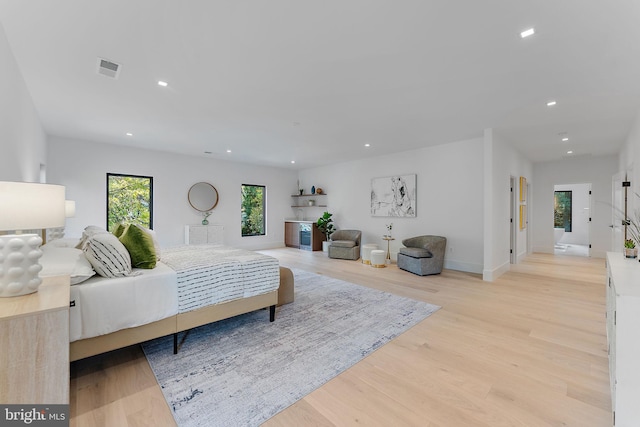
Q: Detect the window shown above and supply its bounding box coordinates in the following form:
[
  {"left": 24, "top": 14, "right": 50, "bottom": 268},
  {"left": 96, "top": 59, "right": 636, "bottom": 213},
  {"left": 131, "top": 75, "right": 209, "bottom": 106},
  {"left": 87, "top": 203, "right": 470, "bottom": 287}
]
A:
[
  {"left": 241, "top": 184, "right": 265, "bottom": 236},
  {"left": 107, "top": 173, "right": 153, "bottom": 232},
  {"left": 554, "top": 190, "right": 572, "bottom": 232}
]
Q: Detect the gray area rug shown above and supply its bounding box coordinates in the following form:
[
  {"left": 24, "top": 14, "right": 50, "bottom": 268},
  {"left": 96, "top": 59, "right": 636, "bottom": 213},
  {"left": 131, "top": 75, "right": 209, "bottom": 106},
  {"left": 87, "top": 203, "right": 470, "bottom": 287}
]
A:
[{"left": 142, "top": 268, "right": 440, "bottom": 427}]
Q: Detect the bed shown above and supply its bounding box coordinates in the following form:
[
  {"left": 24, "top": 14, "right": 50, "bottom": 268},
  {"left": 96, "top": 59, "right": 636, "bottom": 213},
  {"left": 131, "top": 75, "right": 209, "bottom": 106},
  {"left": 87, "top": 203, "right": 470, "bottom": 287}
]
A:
[{"left": 40, "top": 227, "right": 281, "bottom": 362}]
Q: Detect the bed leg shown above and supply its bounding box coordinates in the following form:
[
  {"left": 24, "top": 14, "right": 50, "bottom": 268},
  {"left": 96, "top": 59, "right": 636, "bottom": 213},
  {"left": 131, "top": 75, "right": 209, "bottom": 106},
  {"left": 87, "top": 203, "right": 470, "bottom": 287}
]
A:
[
  {"left": 173, "top": 332, "right": 178, "bottom": 354},
  {"left": 269, "top": 305, "right": 276, "bottom": 322}
]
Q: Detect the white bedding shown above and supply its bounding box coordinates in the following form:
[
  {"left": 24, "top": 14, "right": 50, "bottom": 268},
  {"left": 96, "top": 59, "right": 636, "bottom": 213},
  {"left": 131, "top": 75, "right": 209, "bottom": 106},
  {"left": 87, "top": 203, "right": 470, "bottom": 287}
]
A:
[
  {"left": 68, "top": 244, "right": 279, "bottom": 342},
  {"left": 69, "top": 262, "right": 177, "bottom": 342}
]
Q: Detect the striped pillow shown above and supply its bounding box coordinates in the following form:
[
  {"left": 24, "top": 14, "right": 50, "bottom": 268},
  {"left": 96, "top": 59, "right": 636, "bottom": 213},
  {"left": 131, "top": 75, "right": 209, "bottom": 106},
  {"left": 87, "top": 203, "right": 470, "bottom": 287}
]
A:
[{"left": 83, "top": 232, "right": 133, "bottom": 278}]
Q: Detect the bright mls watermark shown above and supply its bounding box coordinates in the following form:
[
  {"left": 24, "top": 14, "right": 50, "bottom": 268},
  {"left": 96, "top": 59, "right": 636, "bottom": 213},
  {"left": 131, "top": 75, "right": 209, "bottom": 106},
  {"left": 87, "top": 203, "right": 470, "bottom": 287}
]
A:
[{"left": 0, "top": 405, "right": 68, "bottom": 426}]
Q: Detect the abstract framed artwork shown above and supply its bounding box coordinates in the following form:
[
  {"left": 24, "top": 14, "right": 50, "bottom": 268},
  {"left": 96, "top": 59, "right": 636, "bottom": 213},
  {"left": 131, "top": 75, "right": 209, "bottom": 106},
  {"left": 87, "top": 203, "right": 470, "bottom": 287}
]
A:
[
  {"left": 371, "top": 174, "right": 416, "bottom": 217},
  {"left": 520, "top": 176, "right": 527, "bottom": 202},
  {"left": 520, "top": 204, "right": 527, "bottom": 230}
]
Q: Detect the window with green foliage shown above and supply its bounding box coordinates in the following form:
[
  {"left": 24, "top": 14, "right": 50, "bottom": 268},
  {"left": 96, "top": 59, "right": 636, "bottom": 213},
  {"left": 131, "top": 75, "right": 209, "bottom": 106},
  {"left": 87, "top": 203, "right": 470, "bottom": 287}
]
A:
[
  {"left": 554, "top": 190, "right": 572, "bottom": 232},
  {"left": 241, "top": 184, "right": 265, "bottom": 236},
  {"left": 107, "top": 173, "right": 153, "bottom": 232}
]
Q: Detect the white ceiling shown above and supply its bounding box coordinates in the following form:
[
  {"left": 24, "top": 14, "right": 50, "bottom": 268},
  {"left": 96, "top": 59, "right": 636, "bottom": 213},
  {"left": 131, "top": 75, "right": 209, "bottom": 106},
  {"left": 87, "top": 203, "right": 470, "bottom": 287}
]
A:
[{"left": 1, "top": 0, "right": 639, "bottom": 169}]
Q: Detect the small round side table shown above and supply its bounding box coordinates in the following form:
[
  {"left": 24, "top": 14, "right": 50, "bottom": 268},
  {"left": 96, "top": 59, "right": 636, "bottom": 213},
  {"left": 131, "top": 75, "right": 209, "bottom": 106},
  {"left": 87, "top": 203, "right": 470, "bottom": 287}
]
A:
[{"left": 382, "top": 236, "right": 395, "bottom": 264}]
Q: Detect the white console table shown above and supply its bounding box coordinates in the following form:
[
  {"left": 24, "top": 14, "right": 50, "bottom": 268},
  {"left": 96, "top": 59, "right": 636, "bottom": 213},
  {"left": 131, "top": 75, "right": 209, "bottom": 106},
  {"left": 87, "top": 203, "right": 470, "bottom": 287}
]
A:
[
  {"left": 606, "top": 252, "right": 640, "bottom": 426},
  {"left": 185, "top": 224, "right": 224, "bottom": 245}
]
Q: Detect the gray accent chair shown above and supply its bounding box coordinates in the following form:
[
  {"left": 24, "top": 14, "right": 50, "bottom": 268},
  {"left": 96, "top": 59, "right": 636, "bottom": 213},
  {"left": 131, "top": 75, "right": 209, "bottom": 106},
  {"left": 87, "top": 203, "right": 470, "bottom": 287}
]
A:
[
  {"left": 397, "top": 235, "right": 446, "bottom": 276},
  {"left": 328, "top": 230, "right": 362, "bottom": 260}
]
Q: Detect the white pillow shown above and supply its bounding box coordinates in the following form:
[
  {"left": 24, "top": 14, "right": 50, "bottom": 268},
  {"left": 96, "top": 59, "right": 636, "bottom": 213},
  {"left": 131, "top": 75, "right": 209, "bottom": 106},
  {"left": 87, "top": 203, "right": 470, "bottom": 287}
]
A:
[
  {"left": 42, "top": 237, "right": 81, "bottom": 249},
  {"left": 40, "top": 246, "right": 96, "bottom": 285},
  {"left": 76, "top": 225, "right": 109, "bottom": 249},
  {"left": 83, "top": 232, "right": 134, "bottom": 278}
]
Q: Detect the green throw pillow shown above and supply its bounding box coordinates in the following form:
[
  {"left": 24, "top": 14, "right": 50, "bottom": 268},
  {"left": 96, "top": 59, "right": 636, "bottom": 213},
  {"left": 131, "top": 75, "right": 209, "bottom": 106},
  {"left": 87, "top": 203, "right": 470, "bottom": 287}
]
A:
[
  {"left": 118, "top": 224, "right": 157, "bottom": 269},
  {"left": 112, "top": 223, "right": 127, "bottom": 238}
]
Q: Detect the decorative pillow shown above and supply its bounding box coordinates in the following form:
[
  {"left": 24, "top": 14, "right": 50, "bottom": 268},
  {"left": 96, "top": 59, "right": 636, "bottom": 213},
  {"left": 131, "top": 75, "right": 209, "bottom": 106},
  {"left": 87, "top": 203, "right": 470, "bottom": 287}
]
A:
[
  {"left": 83, "top": 233, "right": 133, "bottom": 277},
  {"left": 76, "top": 225, "right": 109, "bottom": 249},
  {"left": 139, "top": 226, "right": 162, "bottom": 261},
  {"left": 112, "top": 223, "right": 127, "bottom": 238},
  {"left": 42, "top": 237, "right": 82, "bottom": 249},
  {"left": 118, "top": 224, "right": 157, "bottom": 269},
  {"left": 40, "top": 246, "right": 96, "bottom": 285}
]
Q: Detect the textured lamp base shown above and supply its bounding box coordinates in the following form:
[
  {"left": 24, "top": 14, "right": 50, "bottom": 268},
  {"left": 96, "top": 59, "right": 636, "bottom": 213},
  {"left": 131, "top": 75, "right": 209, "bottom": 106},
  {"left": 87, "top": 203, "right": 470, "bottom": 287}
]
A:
[{"left": 0, "top": 234, "right": 44, "bottom": 297}]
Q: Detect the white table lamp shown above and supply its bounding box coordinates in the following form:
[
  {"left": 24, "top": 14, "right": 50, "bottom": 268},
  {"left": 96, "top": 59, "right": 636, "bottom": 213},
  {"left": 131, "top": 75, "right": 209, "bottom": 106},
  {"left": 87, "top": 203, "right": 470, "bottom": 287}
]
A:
[{"left": 0, "top": 182, "right": 66, "bottom": 297}]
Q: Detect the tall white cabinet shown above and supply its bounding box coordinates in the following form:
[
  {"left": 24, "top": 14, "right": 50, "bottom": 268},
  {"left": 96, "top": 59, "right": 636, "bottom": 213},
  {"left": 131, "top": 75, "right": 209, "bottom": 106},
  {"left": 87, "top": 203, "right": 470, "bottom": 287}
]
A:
[
  {"left": 606, "top": 252, "right": 640, "bottom": 426},
  {"left": 185, "top": 224, "right": 224, "bottom": 245}
]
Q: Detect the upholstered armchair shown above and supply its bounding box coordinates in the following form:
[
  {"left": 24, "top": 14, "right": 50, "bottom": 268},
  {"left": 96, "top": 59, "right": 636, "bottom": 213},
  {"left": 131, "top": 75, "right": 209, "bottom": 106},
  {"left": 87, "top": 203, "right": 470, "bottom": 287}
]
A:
[
  {"left": 397, "top": 235, "right": 446, "bottom": 275},
  {"left": 328, "top": 230, "right": 362, "bottom": 260}
]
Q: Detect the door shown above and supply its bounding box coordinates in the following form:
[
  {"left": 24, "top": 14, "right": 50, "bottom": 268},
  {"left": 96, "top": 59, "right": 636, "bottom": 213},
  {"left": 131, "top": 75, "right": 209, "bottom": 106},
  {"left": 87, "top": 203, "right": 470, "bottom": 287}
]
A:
[{"left": 612, "top": 172, "right": 625, "bottom": 251}]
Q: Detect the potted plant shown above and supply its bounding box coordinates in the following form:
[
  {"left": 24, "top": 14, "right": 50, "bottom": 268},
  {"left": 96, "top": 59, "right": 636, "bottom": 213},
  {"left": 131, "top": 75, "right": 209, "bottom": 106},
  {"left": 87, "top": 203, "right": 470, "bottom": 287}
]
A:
[
  {"left": 316, "top": 211, "right": 335, "bottom": 252},
  {"left": 624, "top": 239, "right": 637, "bottom": 258}
]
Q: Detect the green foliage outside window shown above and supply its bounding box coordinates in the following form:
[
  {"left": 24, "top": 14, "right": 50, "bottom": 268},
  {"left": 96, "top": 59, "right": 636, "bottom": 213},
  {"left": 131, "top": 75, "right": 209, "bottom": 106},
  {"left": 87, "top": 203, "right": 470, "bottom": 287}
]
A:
[
  {"left": 107, "top": 174, "right": 153, "bottom": 232},
  {"left": 554, "top": 190, "right": 572, "bottom": 232},
  {"left": 241, "top": 184, "right": 265, "bottom": 236}
]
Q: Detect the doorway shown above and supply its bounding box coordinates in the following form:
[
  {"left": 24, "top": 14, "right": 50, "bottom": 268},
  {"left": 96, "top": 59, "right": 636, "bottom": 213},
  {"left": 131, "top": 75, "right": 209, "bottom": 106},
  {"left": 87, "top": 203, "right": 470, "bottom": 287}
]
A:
[{"left": 553, "top": 183, "right": 591, "bottom": 257}]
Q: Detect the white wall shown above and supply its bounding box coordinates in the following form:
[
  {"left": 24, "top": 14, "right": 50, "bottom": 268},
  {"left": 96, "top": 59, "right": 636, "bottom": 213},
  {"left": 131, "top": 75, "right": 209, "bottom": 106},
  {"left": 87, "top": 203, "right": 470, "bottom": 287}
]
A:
[
  {"left": 0, "top": 23, "right": 46, "bottom": 182},
  {"left": 532, "top": 155, "right": 618, "bottom": 258},
  {"left": 619, "top": 109, "right": 640, "bottom": 212},
  {"left": 554, "top": 183, "right": 590, "bottom": 246},
  {"left": 298, "top": 138, "right": 486, "bottom": 274},
  {"left": 47, "top": 137, "right": 298, "bottom": 249},
  {"left": 483, "top": 129, "right": 533, "bottom": 281}
]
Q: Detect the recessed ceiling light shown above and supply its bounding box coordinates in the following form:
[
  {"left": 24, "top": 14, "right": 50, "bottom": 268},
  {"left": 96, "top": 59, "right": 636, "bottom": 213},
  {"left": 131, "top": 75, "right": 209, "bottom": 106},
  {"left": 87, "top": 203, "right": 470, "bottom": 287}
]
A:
[
  {"left": 547, "top": 101, "right": 557, "bottom": 107},
  {"left": 291, "top": 160, "right": 295, "bottom": 164},
  {"left": 157, "top": 80, "right": 168, "bottom": 87},
  {"left": 364, "top": 143, "right": 371, "bottom": 147},
  {"left": 562, "top": 137, "right": 569, "bottom": 142},
  {"left": 521, "top": 28, "right": 535, "bottom": 38},
  {"left": 226, "top": 149, "right": 232, "bottom": 153},
  {"left": 567, "top": 150, "right": 573, "bottom": 154},
  {"left": 126, "top": 132, "right": 133, "bottom": 136}
]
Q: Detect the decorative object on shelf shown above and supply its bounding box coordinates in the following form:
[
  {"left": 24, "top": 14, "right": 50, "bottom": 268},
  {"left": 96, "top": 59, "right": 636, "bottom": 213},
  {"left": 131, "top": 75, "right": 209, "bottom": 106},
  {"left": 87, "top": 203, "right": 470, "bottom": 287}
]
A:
[
  {"left": 188, "top": 182, "right": 219, "bottom": 212},
  {"left": 316, "top": 211, "right": 335, "bottom": 245},
  {"left": 311, "top": 185, "right": 316, "bottom": 195},
  {"left": 202, "top": 211, "right": 212, "bottom": 225},
  {"left": 299, "top": 189, "right": 304, "bottom": 195},
  {"left": 0, "top": 181, "right": 66, "bottom": 297},
  {"left": 308, "top": 199, "right": 315, "bottom": 206},
  {"left": 371, "top": 174, "right": 416, "bottom": 217},
  {"left": 624, "top": 239, "right": 637, "bottom": 258},
  {"left": 316, "top": 188, "right": 323, "bottom": 195}
]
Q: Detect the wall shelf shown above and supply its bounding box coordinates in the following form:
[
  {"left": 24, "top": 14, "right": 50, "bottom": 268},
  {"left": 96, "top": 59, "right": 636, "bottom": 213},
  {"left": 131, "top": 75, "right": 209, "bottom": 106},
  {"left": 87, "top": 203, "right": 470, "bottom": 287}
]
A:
[{"left": 291, "top": 193, "right": 327, "bottom": 208}]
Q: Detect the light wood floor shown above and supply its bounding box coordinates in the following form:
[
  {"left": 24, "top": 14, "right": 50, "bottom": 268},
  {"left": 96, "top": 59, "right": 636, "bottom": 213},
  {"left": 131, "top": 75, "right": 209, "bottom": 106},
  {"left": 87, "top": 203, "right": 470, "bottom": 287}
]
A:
[{"left": 70, "top": 250, "right": 612, "bottom": 426}]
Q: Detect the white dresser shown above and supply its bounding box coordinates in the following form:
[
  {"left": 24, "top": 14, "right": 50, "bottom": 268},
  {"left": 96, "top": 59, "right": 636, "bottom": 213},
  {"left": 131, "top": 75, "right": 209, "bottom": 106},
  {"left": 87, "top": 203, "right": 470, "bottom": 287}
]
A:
[
  {"left": 606, "top": 252, "right": 640, "bottom": 426},
  {"left": 184, "top": 224, "right": 224, "bottom": 245}
]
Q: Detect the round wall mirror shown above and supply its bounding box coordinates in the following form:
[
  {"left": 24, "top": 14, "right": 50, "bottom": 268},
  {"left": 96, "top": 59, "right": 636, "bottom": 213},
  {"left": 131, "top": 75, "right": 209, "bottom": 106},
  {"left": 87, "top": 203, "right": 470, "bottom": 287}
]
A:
[{"left": 188, "top": 182, "right": 219, "bottom": 212}]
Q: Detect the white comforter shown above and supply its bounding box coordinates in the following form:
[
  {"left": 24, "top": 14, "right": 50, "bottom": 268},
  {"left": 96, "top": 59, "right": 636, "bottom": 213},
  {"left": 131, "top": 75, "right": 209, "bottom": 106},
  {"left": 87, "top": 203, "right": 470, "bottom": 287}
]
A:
[
  {"left": 69, "top": 262, "right": 177, "bottom": 342},
  {"left": 69, "top": 245, "right": 280, "bottom": 342}
]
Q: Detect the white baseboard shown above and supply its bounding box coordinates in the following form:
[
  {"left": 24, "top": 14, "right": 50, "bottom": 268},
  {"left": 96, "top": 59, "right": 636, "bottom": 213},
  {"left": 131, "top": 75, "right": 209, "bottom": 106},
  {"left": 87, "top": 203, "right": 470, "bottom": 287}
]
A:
[
  {"left": 444, "top": 259, "right": 483, "bottom": 275},
  {"left": 482, "top": 260, "right": 510, "bottom": 282}
]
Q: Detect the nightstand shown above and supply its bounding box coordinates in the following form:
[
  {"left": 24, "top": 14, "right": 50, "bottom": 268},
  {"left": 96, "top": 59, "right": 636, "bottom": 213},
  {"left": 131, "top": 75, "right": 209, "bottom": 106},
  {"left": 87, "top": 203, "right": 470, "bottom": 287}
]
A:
[{"left": 0, "top": 275, "right": 70, "bottom": 404}]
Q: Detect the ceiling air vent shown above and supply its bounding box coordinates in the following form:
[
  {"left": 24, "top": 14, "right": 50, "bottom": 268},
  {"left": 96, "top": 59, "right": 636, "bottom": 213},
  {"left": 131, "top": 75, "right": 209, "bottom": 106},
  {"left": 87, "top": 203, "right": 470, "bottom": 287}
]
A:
[{"left": 97, "top": 58, "right": 121, "bottom": 79}]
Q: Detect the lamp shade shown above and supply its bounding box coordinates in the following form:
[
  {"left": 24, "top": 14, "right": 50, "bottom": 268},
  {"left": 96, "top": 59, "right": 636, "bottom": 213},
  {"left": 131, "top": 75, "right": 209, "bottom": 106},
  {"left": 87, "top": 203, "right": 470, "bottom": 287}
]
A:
[
  {"left": 65, "top": 200, "right": 76, "bottom": 218},
  {"left": 0, "top": 182, "right": 66, "bottom": 231}
]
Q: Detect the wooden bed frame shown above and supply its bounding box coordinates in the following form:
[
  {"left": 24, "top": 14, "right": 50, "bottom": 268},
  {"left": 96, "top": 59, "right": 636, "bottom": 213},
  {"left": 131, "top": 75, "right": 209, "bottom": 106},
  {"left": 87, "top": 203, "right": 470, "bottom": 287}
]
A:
[{"left": 70, "top": 290, "right": 278, "bottom": 362}]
